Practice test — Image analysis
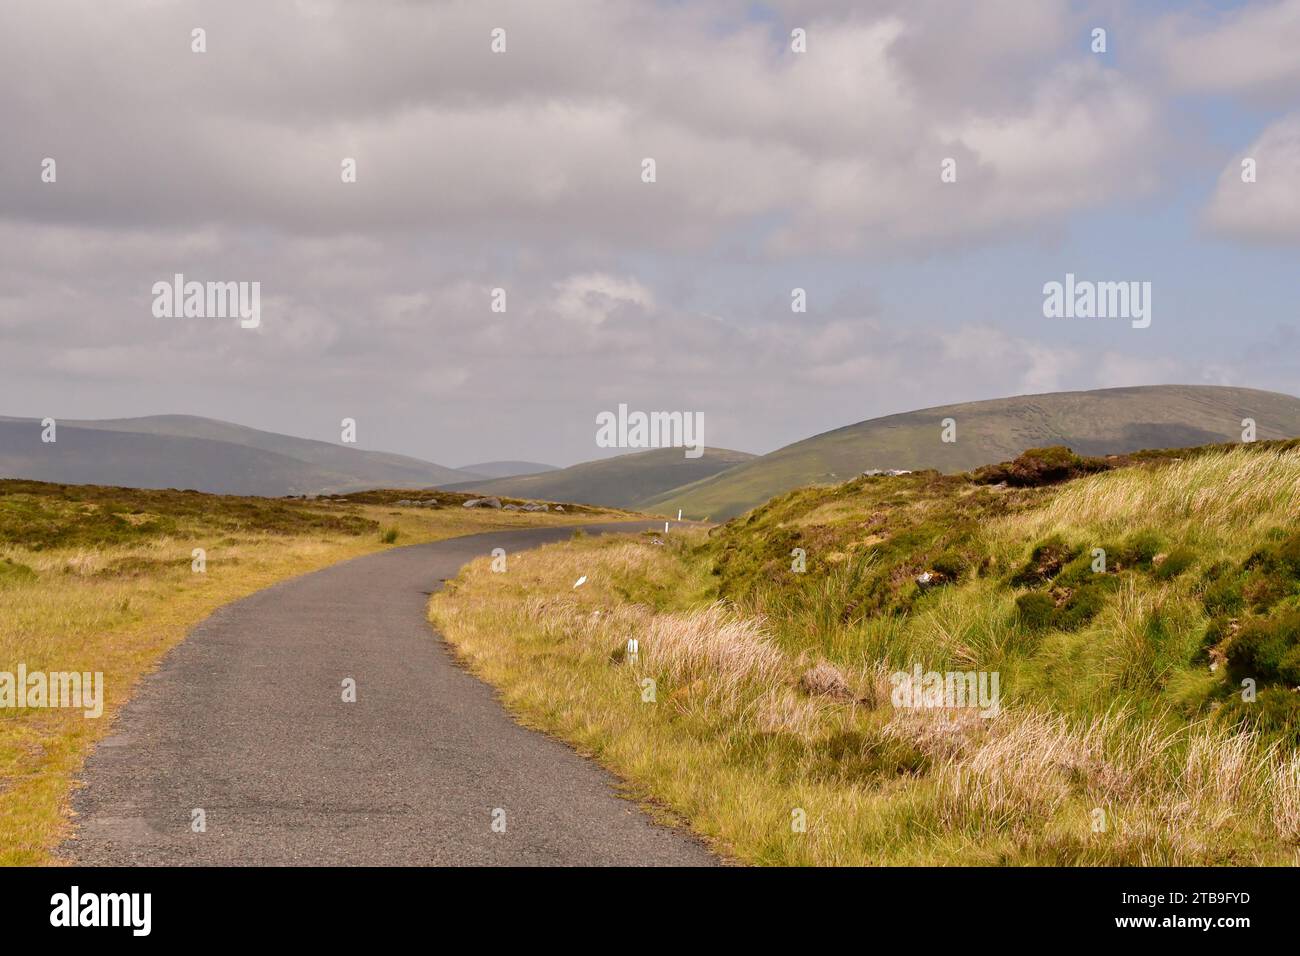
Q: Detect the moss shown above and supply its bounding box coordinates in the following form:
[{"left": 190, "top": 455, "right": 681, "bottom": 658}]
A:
[
  {"left": 1202, "top": 562, "right": 1245, "bottom": 615},
  {"left": 1014, "top": 577, "right": 1112, "bottom": 634},
  {"left": 1055, "top": 582, "right": 1110, "bottom": 630},
  {"left": 1216, "top": 689, "right": 1300, "bottom": 748},
  {"left": 1242, "top": 569, "right": 1290, "bottom": 612},
  {"left": 1192, "top": 532, "right": 1300, "bottom": 617},
  {"left": 1011, "top": 534, "right": 1078, "bottom": 587},
  {"left": 1196, "top": 615, "right": 1235, "bottom": 663},
  {"left": 930, "top": 548, "right": 971, "bottom": 580},
  {"left": 1245, "top": 529, "right": 1300, "bottom": 579},
  {"left": 1118, "top": 529, "right": 1163, "bottom": 569},
  {"left": 1016, "top": 591, "right": 1057, "bottom": 630},
  {"left": 1224, "top": 609, "right": 1300, "bottom": 687},
  {"left": 1153, "top": 545, "right": 1196, "bottom": 580},
  {"left": 1055, "top": 549, "right": 1107, "bottom": 586}
]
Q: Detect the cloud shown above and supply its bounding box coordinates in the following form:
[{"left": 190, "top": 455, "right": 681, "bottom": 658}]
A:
[
  {"left": 1203, "top": 114, "right": 1300, "bottom": 242},
  {"left": 0, "top": 0, "right": 1276, "bottom": 466},
  {"left": 0, "top": 0, "right": 1165, "bottom": 252},
  {"left": 0, "top": 214, "right": 1196, "bottom": 462},
  {"left": 1143, "top": 1, "right": 1300, "bottom": 243},
  {"left": 550, "top": 274, "right": 655, "bottom": 326},
  {"left": 1153, "top": 0, "right": 1300, "bottom": 100}
]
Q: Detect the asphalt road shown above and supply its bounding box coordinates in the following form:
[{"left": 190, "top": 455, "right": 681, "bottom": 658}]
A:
[{"left": 63, "top": 521, "right": 716, "bottom": 866}]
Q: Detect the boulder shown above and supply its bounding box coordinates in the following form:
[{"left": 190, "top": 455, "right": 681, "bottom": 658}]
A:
[{"left": 463, "top": 497, "right": 503, "bottom": 509}]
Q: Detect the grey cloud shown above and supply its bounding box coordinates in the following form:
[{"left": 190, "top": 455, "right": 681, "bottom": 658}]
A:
[
  {"left": 2, "top": 0, "right": 1166, "bottom": 248},
  {"left": 0, "top": 0, "right": 1272, "bottom": 467}
]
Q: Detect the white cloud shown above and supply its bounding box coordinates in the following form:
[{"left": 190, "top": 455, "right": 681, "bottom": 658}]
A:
[
  {"left": 1154, "top": 0, "right": 1300, "bottom": 98},
  {"left": 551, "top": 274, "right": 655, "bottom": 326},
  {"left": 1204, "top": 114, "right": 1300, "bottom": 242},
  {"left": 0, "top": 0, "right": 1278, "bottom": 465},
  {"left": 0, "top": 0, "right": 1166, "bottom": 252}
]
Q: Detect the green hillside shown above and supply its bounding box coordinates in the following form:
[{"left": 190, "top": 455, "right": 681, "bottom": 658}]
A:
[
  {"left": 432, "top": 439, "right": 1300, "bottom": 865},
  {"left": 439, "top": 446, "right": 754, "bottom": 510},
  {"left": 651, "top": 385, "right": 1300, "bottom": 520}
]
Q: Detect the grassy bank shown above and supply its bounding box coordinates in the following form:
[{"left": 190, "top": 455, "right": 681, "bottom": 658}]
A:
[
  {"left": 0, "top": 479, "right": 629, "bottom": 865},
  {"left": 430, "top": 444, "right": 1300, "bottom": 865}
]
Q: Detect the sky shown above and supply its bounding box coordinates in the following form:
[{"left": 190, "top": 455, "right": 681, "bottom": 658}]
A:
[{"left": 2, "top": 0, "right": 1299, "bottom": 468}]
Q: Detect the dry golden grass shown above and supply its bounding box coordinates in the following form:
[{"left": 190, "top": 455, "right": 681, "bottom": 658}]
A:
[
  {"left": 430, "top": 522, "right": 1300, "bottom": 866},
  {"left": 0, "top": 496, "right": 625, "bottom": 866},
  {"left": 993, "top": 446, "right": 1300, "bottom": 543}
]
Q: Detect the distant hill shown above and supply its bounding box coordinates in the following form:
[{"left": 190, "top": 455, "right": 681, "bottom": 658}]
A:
[
  {"left": 0, "top": 415, "right": 472, "bottom": 496},
  {"left": 440, "top": 446, "right": 756, "bottom": 510},
  {"left": 650, "top": 385, "right": 1300, "bottom": 520},
  {"left": 458, "top": 460, "right": 558, "bottom": 479}
]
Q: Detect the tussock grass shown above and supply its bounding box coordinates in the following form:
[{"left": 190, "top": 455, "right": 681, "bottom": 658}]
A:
[
  {"left": 994, "top": 447, "right": 1300, "bottom": 542},
  {"left": 431, "top": 445, "right": 1300, "bottom": 865}
]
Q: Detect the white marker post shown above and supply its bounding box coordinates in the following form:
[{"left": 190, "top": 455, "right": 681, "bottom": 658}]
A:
[
  {"left": 677, "top": 509, "right": 682, "bottom": 521},
  {"left": 664, "top": 521, "right": 669, "bottom": 534}
]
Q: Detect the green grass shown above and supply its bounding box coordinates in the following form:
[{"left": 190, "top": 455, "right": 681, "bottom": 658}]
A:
[{"left": 431, "top": 442, "right": 1300, "bottom": 865}]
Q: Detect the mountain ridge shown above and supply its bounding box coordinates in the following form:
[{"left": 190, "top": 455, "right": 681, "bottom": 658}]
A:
[
  {"left": 439, "top": 446, "right": 755, "bottom": 509},
  {"left": 0, "top": 414, "right": 472, "bottom": 496},
  {"left": 649, "top": 385, "right": 1300, "bottom": 519},
  {"left": 457, "top": 460, "right": 558, "bottom": 479}
]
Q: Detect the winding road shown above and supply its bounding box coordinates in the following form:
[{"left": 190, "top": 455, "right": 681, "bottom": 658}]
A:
[{"left": 63, "top": 522, "right": 715, "bottom": 866}]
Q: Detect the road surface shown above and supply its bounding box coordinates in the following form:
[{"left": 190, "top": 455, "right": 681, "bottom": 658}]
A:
[{"left": 63, "top": 521, "right": 715, "bottom": 866}]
